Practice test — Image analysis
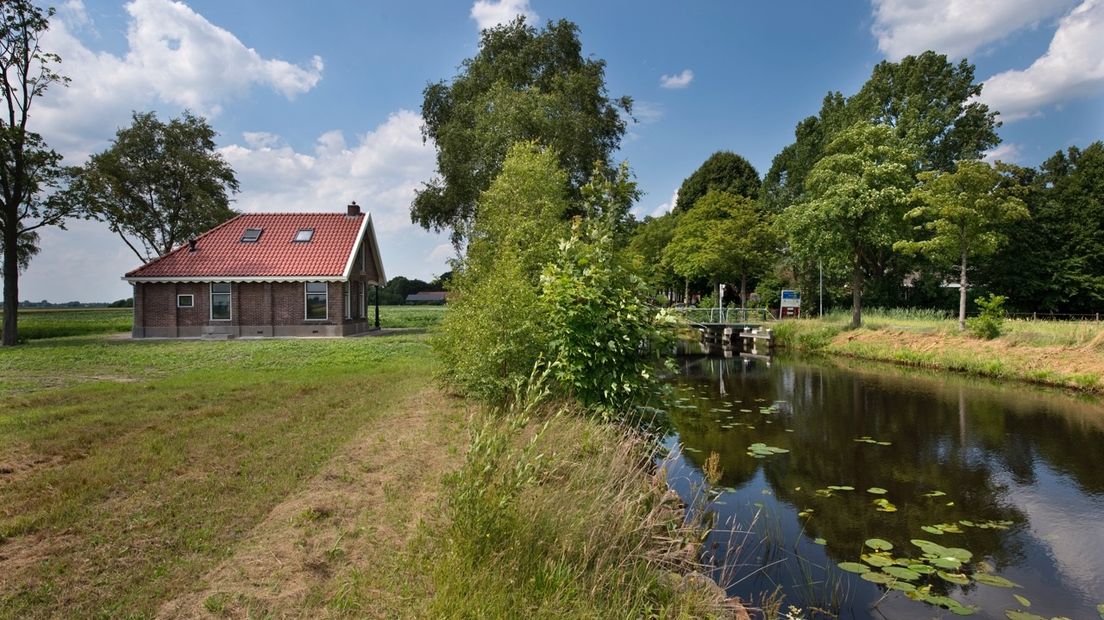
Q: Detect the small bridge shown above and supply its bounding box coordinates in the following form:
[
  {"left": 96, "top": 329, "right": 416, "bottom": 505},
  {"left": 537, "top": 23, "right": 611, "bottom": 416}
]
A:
[{"left": 670, "top": 307, "right": 776, "bottom": 357}]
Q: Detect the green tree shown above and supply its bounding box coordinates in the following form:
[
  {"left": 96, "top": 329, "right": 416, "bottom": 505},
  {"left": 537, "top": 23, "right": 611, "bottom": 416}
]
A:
[
  {"left": 1, "top": 1, "right": 77, "bottom": 346},
  {"left": 895, "top": 160, "right": 1028, "bottom": 330},
  {"left": 77, "top": 111, "right": 239, "bottom": 263},
  {"left": 434, "top": 142, "right": 570, "bottom": 403},
  {"left": 780, "top": 121, "right": 916, "bottom": 328},
  {"left": 664, "top": 190, "right": 776, "bottom": 308},
  {"left": 412, "top": 18, "right": 630, "bottom": 241},
  {"left": 624, "top": 212, "right": 678, "bottom": 297},
  {"left": 849, "top": 51, "right": 1000, "bottom": 173},
  {"left": 675, "top": 151, "right": 761, "bottom": 212}
]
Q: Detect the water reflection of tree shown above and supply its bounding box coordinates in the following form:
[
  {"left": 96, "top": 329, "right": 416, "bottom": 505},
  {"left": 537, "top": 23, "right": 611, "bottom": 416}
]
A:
[{"left": 670, "top": 358, "right": 1050, "bottom": 580}]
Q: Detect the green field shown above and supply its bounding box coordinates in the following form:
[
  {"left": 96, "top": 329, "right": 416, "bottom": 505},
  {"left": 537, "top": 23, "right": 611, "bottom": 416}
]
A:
[{"left": 0, "top": 305, "right": 446, "bottom": 342}]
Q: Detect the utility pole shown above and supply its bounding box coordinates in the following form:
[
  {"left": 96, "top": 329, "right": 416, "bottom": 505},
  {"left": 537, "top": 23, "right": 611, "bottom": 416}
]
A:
[{"left": 819, "top": 259, "right": 824, "bottom": 318}]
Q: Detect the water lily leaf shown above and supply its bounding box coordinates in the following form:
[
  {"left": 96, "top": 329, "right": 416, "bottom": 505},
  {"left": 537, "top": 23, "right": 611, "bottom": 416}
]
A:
[
  {"left": 884, "top": 566, "right": 921, "bottom": 581},
  {"left": 862, "top": 553, "right": 895, "bottom": 568},
  {"left": 947, "top": 604, "right": 976, "bottom": 616},
  {"left": 931, "top": 556, "right": 963, "bottom": 570},
  {"left": 1004, "top": 611, "right": 1045, "bottom": 620},
  {"left": 837, "top": 561, "right": 869, "bottom": 574},
  {"left": 814, "top": 537, "right": 827, "bottom": 545},
  {"left": 911, "top": 539, "right": 949, "bottom": 556},
  {"left": 876, "top": 441, "right": 892, "bottom": 446},
  {"left": 827, "top": 485, "right": 855, "bottom": 491},
  {"left": 874, "top": 498, "right": 898, "bottom": 512},
  {"left": 922, "top": 525, "right": 945, "bottom": 535},
  {"left": 861, "top": 571, "right": 892, "bottom": 584},
  {"left": 924, "top": 594, "right": 963, "bottom": 609},
  {"left": 865, "top": 538, "right": 894, "bottom": 551},
  {"left": 908, "top": 564, "right": 936, "bottom": 575},
  {"left": 938, "top": 570, "right": 970, "bottom": 585},
  {"left": 1097, "top": 602, "right": 1104, "bottom": 618},
  {"left": 924, "top": 490, "right": 947, "bottom": 498},
  {"left": 945, "top": 547, "right": 973, "bottom": 562},
  {"left": 972, "top": 573, "right": 1018, "bottom": 588},
  {"left": 867, "top": 487, "right": 888, "bottom": 495},
  {"left": 888, "top": 580, "right": 917, "bottom": 593},
  {"left": 1013, "top": 594, "right": 1031, "bottom": 608}
]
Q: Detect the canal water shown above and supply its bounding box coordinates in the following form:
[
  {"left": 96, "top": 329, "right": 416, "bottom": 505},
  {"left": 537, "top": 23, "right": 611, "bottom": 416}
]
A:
[{"left": 661, "top": 353, "right": 1104, "bottom": 619}]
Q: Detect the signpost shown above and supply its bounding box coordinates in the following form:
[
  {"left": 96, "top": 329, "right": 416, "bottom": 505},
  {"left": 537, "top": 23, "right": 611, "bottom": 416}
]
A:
[{"left": 780, "top": 289, "right": 801, "bottom": 319}]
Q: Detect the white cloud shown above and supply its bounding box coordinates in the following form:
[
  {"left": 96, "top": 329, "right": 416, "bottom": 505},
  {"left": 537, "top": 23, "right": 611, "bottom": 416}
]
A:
[
  {"left": 982, "top": 142, "right": 1023, "bottom": 163},
  {"left": 870, "top": 0, "right": 1076, "bottom": 60},
  {"left": 470, "top": 0, "right": 537, "bottom": 31},
  {"left": 37, "top": 0, "right": 324, "bottom": 159},
  {"left": 660, "top": 69, "right": 694, "bottom": 89},
  {"left": 632, "top": 101, "right": 664, "bottom": 125},
  {"left": 633, "top": 188, "right": 678, "bottom": 219},
  {"left": 979, "top": 0, "right": 1104, "bottom": 121}
]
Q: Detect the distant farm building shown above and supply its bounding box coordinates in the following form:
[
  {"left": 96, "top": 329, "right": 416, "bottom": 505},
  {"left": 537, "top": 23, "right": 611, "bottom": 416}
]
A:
[
  {"left": 405, "top": 291, "right": 447, "bottom": 305},
  {"left": 124, "top": 202, "right": 385, "bottom": 338}
]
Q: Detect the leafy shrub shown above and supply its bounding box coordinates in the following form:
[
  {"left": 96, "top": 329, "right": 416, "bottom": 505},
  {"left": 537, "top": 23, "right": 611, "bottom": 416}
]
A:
[
  {"left": 540, "top": 218, "right": 676, "bottom": 417},
  {"left": 967, "top": 294, "right": 1007, "bottom": 339}
]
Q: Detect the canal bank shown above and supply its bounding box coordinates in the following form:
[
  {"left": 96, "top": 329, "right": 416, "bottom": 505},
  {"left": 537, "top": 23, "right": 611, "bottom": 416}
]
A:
[{"left": 770, "top": 318, "right": 1104, "bottom": 395}]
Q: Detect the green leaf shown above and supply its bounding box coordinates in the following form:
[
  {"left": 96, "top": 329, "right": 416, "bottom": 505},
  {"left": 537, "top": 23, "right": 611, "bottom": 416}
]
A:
[
  {"left": 1097, "top": 603, "right": 1104, "bottom": 619},
  {"left": 883, "top": 566, "right": 921, "bottom": 581},
  {"left": 861, "top": 571, "right": 892, "bottom": 584},
  {"left": 862, "top": 553, "right": 895, "bottom": 568},
  {"left": 1004, "top": 611, "right": 1045, "bottom": 620},
  {"left": 865, "top": 538, "right": 894, "bottom": 551},
  {"left": 867, "top": 487, "right": 888, "bottom": 494},
  {"left": 1013, "top": 594, "right": 1031, "bottom": 608},
  {"left": 837, "top": 561, "right": 870, "bottom": 574},
  {"left": 938, "top": 571, "right": 970, "bottom": 585},
  {"left": 972, "top": 573, "right": 1019, "bottom": 588},
  {"left": 813, "top": 537, "right": 827, "bottom": 545}
]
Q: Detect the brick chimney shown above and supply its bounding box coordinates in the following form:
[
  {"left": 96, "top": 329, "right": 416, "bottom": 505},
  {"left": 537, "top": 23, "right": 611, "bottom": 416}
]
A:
[{"left": 347, "top": 201, "right": 361, "bottom": 216}]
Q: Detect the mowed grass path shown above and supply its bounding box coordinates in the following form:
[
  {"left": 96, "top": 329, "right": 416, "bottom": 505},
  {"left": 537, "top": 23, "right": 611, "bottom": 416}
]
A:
[{"left": 0, "top": 334, "right": 451, "bottom": 618}]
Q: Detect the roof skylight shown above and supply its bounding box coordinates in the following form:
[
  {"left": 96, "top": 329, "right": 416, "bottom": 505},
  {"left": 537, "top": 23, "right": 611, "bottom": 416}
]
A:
[
  {"left": 240, "top": 228, "right": 263, "bottom": 243},
  {"left": 293, "top": 228, "right": 314, "bottom": 243}
]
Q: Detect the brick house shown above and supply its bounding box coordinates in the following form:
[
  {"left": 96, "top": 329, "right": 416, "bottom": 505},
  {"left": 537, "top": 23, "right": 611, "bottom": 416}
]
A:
[{"left": 124, "top": 203, "right": 386, "bottom": 338}]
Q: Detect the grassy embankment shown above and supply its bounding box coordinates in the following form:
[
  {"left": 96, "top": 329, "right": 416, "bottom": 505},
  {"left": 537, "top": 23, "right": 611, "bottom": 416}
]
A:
[
  {"left": 772, "top": 308, "right": 1104, "bottom": 393},
  {"left": 0, "top": 305, "right": 447, "bottom": 341},
  {"left": 1, "top": 314, "right": 725, "bottom": 618}
]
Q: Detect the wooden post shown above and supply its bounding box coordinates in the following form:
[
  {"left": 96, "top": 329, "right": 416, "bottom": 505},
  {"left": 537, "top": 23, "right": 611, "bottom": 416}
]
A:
[{"left": 374, "top": 285, "right": 380, "bottom": 330}]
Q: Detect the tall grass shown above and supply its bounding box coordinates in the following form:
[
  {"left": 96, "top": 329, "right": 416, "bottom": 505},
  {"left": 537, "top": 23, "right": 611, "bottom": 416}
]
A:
[
  {"left": 425, "top": 372, "right": 732, "bottom": 618},
  {"left": 1, "top": 308, "right": 132, "bottom": 341}
]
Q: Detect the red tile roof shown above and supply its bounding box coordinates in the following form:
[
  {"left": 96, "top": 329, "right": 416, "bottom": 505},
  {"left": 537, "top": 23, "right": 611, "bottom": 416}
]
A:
[{"left": 125, "top": 213, "right": 369, "bottom": 280}]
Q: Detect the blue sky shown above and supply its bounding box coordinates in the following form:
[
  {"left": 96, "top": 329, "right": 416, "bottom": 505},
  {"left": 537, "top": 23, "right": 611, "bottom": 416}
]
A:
[{"left": 15, "top": 0, "right": 1104, "bottom": 302}]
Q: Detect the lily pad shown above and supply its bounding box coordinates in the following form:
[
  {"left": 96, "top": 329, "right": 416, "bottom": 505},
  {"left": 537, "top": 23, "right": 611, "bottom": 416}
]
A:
[
  {"left": 867, "top": 487, "right": 888, "bottom": 495},
  {"left": 972, "top": 573, "right": 1018, "bottom": 588},
  {"left": 888, "top": 580, "right": 917, "bottom": 593},
  {"left": 813, "top": 537, "right": 827, "bottom": 545},
  {"left": 1013, "top": 594, "right": 1031, "bottom": 608},
  {"left": 861, "top": 571, "right": 893, "bottom": 584},
  {"left": 827, "top": 485, "right": 855, "bottom": 491},
  {"left": 908, "top": 563, "right": 936, "bottom": 575},
  {"left": 1097, "top": 602, "right": 1104, "bottom": 618},
  {"left": 838, "top": 561, "right": 870, "bottom": 574},
  {"left": 873, "top": 498, "right": 898, "bottom": 512},
  {"left": 921, "top": 525, "right": 945, "bottom": 535},
  {"left": 865, "top": 538, "right": 894, "bottom": 551},
  {"left": 911, "top": 539, "right": 949, "bottom": 555},
  {"left": 862, "top": 553, "right": 895, "bottom": 568},
  {"left": 1004, "top": 612, "right": 1045, "bottom": 620},
  {"left": 883, "top": 566, "right": 921, "bottom": 581},
  {"left": 938, "top": 570, "right": 970, "bottom": 585},
  {"left": 931, "top": 556, "right": 964, "bottom": 570},
  {"left": 945, "top": 547, "right": 973, "bottom": 561}
]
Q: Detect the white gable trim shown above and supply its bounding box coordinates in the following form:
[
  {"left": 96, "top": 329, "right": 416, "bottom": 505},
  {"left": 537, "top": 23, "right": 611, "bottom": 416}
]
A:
[{"left": 342, "top": 213, "right": 386, "bottom": 284}]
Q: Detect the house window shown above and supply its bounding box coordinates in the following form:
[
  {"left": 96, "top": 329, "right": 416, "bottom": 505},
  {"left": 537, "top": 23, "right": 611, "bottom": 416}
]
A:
[
  {"left": 293, "top": 228, "right": 314, "bottom": 243},
  {"left": 177, "top": 294, "right": 194, "bottom": 308},
  {"left": 343, "top": 282, "right": 351, "bottom": 319},
  {"left": 305, "top": 282, "right": 328, "bottom": 320},
  {"left": 240, "top": 228, "right": 263, "bottom": 243},
  {"left": 210, "top": 283, "right": 231, "bottom": 320}
]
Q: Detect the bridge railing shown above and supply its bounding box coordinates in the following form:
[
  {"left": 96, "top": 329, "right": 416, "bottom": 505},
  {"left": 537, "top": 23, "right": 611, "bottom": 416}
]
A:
[{"left": 669, "top": 307, "right": 776, "bottom": 324}]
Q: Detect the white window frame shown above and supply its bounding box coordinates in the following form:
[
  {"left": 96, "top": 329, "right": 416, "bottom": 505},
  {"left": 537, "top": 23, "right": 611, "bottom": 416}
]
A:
[
  {"left": 343, "top": 282, "right": 351, "bottom": 319},
  {"left": 210, "top": 283, "right": 231, "bottom": 321},
  {"left": 177, "top": 294, "right": 194, "bottom": 308},
  {"left": 305, "top": 282, "right": 328, "bottom": 321}
]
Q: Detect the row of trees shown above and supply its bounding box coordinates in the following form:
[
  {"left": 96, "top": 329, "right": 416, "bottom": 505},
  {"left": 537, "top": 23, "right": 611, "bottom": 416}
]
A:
[
  {"left": 623, "top": 52, "right": 1101, "bottom": 328},
  {"left": 1, "top": 0, "right": 239, "bottom": 345}
]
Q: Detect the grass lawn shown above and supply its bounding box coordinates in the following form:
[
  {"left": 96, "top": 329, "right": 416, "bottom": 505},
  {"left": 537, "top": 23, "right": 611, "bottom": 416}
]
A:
[
  {"left": 0, "top": 333, "right": 464, "bottom": 618},
  {"left": 1, "top": 305, "right": 446, "bottom": 343}
]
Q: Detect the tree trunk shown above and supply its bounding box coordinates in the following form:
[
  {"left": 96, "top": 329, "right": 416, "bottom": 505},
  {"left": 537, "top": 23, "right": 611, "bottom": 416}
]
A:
[
  {"left": 958, "top": 249, "right": 968, "bottom": 331},
  {"left": 683, "top": 278, "right": 689, "bottom": 305},
  {"left": 851, "top": 250, "right": 862, "bottom": 329},
  {"left": 740, "top": 273, "right": 747, "bottom": 322},
  {"left": 3, "top": 222, "right": 19, "bottom": 346}
]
